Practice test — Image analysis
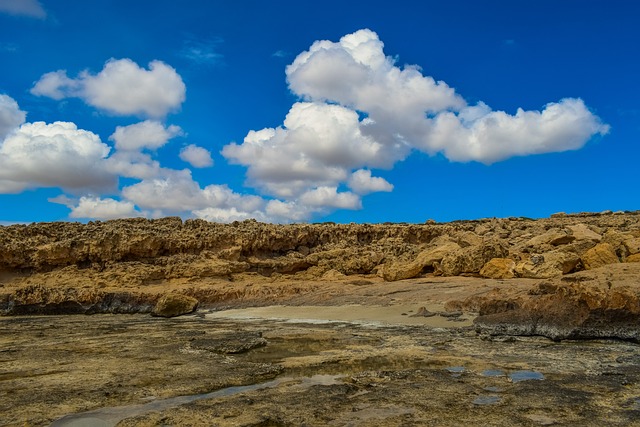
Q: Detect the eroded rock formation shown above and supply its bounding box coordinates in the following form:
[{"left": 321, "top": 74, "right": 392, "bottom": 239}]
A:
[{"left": 1, "top": 211, "right": 639, "bottom": 337}]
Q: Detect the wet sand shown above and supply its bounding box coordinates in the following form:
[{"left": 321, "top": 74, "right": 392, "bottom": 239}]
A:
[{"left": 204, "top": 304, "right": 474, "bottom": 327}]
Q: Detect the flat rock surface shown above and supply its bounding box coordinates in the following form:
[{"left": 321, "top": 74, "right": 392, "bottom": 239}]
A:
[{"left": 2, "top": 313, "right": 640, "bottom": 426}]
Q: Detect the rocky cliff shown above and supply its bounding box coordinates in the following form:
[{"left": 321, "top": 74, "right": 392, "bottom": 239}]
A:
[{"left": 1, "top": 211, "right": 640, "bottom": 340}]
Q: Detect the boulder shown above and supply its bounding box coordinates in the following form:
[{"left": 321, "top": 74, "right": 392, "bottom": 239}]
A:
[
  {"left": 382, "top": 261, "right": 423, "bottom": 282},
  {"left": 515, "top": 251, "right": 580, "bottom": 279},
  {"left": 474, "top": 281, "right": 640, "bottom": 341},
  {"left": 440, "top": 239, "right": 508, "bottom": 276},
  {"left": 567, "top": 224, "right": 602, "bottom": 242},
  {"left": 626, "top": 254, "right": 640, "bottom": 263},
  {"left": 526, "top": 229, "right": 575, "bottom": 247},
  {"left": 382, "top": 242, "right": 460, "bottom": 281},
  {"left": 624, "top": 237, "right": 640, "bottom": 256},
  {"left": 152, "top": 293, "right": 198, "bottom": 318},
  {"left": 582, "top": 243, "right": 619, "bottom": 270},
  {"left": 480, "top": 258, "right": 516, "bottom": 279},
  {"left": 190, "top": 332, "right": 267, "bottom": 354},
  {"left": 601, "top": 230, "right": 631, "bottom": 258}
]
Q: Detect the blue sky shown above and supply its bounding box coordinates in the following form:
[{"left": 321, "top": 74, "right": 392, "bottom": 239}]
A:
[{"left": 0, "top": 0, "right": 637, "bottom": 224}]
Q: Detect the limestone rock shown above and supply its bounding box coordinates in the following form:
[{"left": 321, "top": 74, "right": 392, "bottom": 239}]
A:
[
  {"left": 152, "top": 293, "right": 198, "bottom": 318},
  {"left": 382, "top": 242, "right": 460, "bottom": 281},
  {"left": 190, "top": 332, "right": 267, "bottom": 354},
  {"left": 582, "top": 243, "right": 619, "bottom": 270},
  {"left": 455, "top": 231, "right": 483, "bottom": 248},
  {"left": 440, "top": 239, "right": 508, "bottom": 276},
  {"left": 480, "top": 258, "right": 516, "bottom": 279},
  {"left": 567, "top": 224, "right": 602, "bottom": 242},
  {"left": 475, "top": 278, "right": 640, "bottom": 341},
  {"left": 217, "top": 246, "right": 243, "bottom": 261},
  {"left": 322, "top": 269, "right": 346, "bottom": 280},
  {"left": 601, "top": 230, "right": 631, "bottom": 259},
  {"left": 515, "top": 251, "right": 580, "bottom": 279},
  {"left": 382, "top": 259, "right": 424, "bottom": 282},
  {"left": 526, "top": 229, "right": 575, "bottom": 247},
  {"left": 1, "top": 212, "right": 640, "bottom": 307},
  {"left": 626, "top": 254, "right": 640, "bottom": 263},
  {"left": 410, "top": 306, "right": 436, "bottom": 317},
  {"left": 306, "top": 248, "right": 383, "bottom": 275},
  {"left": 624, "top": 237, "right": 640, "bottom": 255}
]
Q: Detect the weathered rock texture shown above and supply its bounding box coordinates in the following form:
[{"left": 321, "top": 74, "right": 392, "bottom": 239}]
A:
[
  {"left": 1, "top": 211, "right": 640, "bottom": 339},
  {"left": 152, "top": 293, "right": 198, "bottom": 317}
]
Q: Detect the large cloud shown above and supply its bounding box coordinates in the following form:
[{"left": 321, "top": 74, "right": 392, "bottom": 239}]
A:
[
  {"left": 0, "top": 121, "right": 114, "bottom": 193},
  {"left": 31, "top": 59, "right": 186, "bottom": 118},
  {"left": 0, "top": 94, "right": 26, "bottom": 140},
  {"left": 287, "top": 29, "right": 465, "bottom": 116},
  {"left": 222, "top": 101, "right": 384, "bottom": 199},
  {"left": 285, "top": 29, "right": 609, "bottom": 164},
  {"left": 222, "top": 29, "right": 609, "bottom": 217},
  {"left": 428, "top": 98, "right": 608, "bottom": 164},
  {"left": 121, "top": 170, "right": 264, "bottom": 214}
]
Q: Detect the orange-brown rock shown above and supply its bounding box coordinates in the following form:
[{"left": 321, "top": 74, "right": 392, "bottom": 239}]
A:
[
  {"left": 1, "top": 212, "right": 640, "bottom": 319},
  {"left": 479, "top": 258, "right": 516, "bottom": 279},
  {"left": 382, "top": 241, "right": 460, "bottom": 281},
  {"left": 152, "top": 293, "right": 199, "bottom": 317},
  {"left": 473, "top": 263, "right": 640, "bottom": 341},
  {"left": 440, "top": 239, "right": 508, "bottom": 276},
  {"left": 582, "top": 242, "right": 619, "bottom": 269},
  {"left": 567, "top": 223, "right": 602, "bottom": 242},
  {"left": 514, "top": 251, "right": 580, "bottom": 278}
]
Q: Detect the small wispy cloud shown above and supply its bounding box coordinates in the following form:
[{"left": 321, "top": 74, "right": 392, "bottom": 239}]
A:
[
  {"left": 180, "top": 37, "right": 224, "bottom": 66},
  {"left": 0, "top": 42, "right": 19, "bottom": 52},
  {"left": 0, "top": 0, "right": 46, "bottom": 19},
  {"left": 272, "top": 50, "right": 289, "bottom": 58}
]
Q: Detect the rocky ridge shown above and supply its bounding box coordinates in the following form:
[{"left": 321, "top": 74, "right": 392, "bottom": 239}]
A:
[{"left": 1, "top": 211, "right": 640, "bottom": 340}]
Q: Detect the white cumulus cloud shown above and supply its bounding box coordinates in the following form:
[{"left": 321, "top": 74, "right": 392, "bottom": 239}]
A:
[
  {"left": 121, "top": 170, "right": 264, "bottom": 216},
  {"left": 285, "top": 29, "right": 608, "bottom": 165},
  {"left": 287, "top": 29, "right": 465, "bottom": 116},
  {"left": 0, "top": 121, "right": 114, "bottom": 194},
  {"left": 222, "top": 101, "right": 385, "bottom": 199},
  {"left": 31, "top": 58, "right": 186, "bottom": 118},
  {"left": 299, "top": 186, "right": 361, "bottom": 210},
  {"left": 223, "top": 28, "right": 609, "bottom": 218},
  {"left": 429, "top": 98, "right": 609, "bottom": 164},
  {"left": 30, "top": 70, "right": 77, "bottom": 100},
  {"left": 348, "top": 169, "right": 393, "bottom": 194},
  {"left": 179, "top": 144, "right": 213, "bottom": 168},
  {"left": 109, "top": 120, "right": 182, "bottom": 151},
  {"left": 67, "top": 196, "right": 141, "bottom": 220},
  {"left": 0, "top": 94, "right": 26, "bottom": 140}
]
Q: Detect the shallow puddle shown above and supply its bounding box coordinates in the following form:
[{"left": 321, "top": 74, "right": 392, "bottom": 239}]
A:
[
  {"left": 49, "top": 374, "right": 343, "bottom": 427},
  {"left": 472, "top": 395, "right": 501, "bottom": 405},
  {"left": 509, "top": 370, "right": 545, "bottom": 383},
  {"left": 481, "top": 369, "right": 505, "bottom": 377}
]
